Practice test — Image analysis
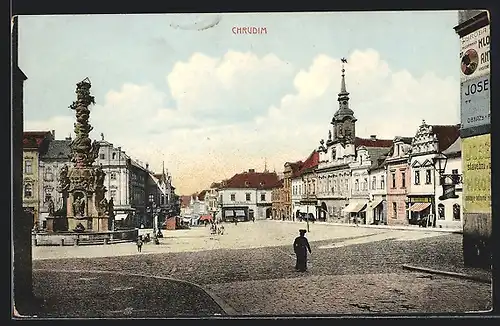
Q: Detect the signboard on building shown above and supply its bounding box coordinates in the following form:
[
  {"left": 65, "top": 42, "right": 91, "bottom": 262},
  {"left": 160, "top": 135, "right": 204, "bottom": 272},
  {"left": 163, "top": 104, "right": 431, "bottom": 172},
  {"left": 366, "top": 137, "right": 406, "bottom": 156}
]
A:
[
  {"left": 462, "top": 134, "right": 491, "bottom": 214},
  {"left": 460, "top": 74, "right": 490, "bottom": 137},
  {"left": 460, "top": 25, "right": 490, "bottom": 82}
]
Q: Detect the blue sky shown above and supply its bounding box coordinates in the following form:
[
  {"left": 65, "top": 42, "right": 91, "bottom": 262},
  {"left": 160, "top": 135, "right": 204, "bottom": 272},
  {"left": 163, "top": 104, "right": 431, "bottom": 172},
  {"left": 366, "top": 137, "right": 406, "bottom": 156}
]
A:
[{"left": 20, "top": 11, "right": 460, "bottom": 194}]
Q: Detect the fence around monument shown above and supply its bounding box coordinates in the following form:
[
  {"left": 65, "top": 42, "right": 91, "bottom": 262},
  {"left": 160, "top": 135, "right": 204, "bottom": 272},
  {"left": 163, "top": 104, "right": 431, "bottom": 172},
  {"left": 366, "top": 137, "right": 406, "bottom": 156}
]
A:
[{"left": 32, "top": 229, "right": 139, "bottom": 246}]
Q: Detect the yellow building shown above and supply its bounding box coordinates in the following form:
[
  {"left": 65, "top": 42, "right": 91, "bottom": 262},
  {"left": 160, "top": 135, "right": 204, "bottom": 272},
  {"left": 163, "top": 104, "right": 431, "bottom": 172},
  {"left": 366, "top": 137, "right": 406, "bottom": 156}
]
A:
[{"left": 23, "top": 131, "right": 53, "bottom": 229}]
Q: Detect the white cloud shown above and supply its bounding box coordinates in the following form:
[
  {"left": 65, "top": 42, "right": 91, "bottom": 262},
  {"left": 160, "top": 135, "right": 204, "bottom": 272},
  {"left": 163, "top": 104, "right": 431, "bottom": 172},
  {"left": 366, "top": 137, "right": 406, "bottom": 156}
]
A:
[{"left": 24, "top": 49, "right": 459, "bottom": 194}]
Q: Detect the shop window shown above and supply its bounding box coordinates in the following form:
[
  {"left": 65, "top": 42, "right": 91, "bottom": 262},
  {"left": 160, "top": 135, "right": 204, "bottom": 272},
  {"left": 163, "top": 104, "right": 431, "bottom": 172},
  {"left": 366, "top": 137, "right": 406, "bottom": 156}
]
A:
[
  {"left": 438, "top": 203, "right": 445, "bottom": 220},
  {"left": 453, "top": 204, "right": 461, "bottom": 221}
]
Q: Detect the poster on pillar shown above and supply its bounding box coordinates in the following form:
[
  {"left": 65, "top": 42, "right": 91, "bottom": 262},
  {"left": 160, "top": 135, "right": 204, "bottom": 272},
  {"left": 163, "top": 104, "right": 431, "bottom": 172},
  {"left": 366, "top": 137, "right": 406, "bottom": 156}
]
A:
[
  {"left": 462, "top": 134, "right": 491, "bottom": 214},
  {"left": 460, "top": 25, "right": 490, "bottom": 83},
  {"left": 460, "top": 74, "right": 490, "bottom": 137}
]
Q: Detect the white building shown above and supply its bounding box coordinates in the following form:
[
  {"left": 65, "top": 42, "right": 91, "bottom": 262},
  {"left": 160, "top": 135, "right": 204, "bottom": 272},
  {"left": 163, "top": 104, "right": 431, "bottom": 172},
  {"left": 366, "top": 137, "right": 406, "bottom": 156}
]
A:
[
  {"left": 206, "top": 182, "right": 221, "bottom": 218},
  {"left": 435, "top": 137, "right": 463, "bottom": 229},
  {"left": 316, "top": 63, "right": 357, "bottom": 222},
  {"left": 219, "top": 169, "right": 279, "bottom": 221},
  {"left": 347, "top": 143, "right": 391, "bottom": 224},
  {"left": 407, "top": 120, "right": 460, "bottom": 227},
  {"left": 367, "top": 151, "right": 390, "bottom": 225}
]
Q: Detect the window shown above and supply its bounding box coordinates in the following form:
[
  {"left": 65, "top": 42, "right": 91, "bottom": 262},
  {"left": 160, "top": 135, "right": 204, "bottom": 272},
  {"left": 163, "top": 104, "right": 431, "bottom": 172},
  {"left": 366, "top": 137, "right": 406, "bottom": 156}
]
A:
[
  {"left": 391, "top": 173, "right": 396, "bottom": 188},
  {"left": 414, "top": 171, "right": 420, "bottom": 185},
  {"left": 425, "top": 169, "right": 432, "bottom": 184},
  {"left": 44, "top": 167, "right": 53, "bottom": 181},
  {"left": 24, "top": 159, "right": 33, "bottom": 174},
  {"left": 453, "top": 204, "right": 461, "bottom": 220},
  {"left": 363, "top": 178, "right": 368, "bottom": 191},
  {"left": 438, "top": 203, "right": 445, "bottom": 220},
  {"left": 112, "top": 152, "right": 116, "bottom": 160},
  {"left": 380, "top": 176, "right": 385, "bottom": 190},
  {"left": 246, "top": 193, "right": 251, "bottom": 201},
  {"left": 110, "top": 172, "right": 117, "bottom": 180},
  {"left": 24, "top": 183, "right": 33, "bottom": 198},
  {"left": 261, "top": 193, "right": 266, "bottom": 201},
  {"left": 149, "top": 194, "right": 154, "bottom": 203},
  {"left": 110, "top": 189, "right": 117, "bottom": 200},
  {"left": 230, "top": 194, "right": 236, "bottom": 201},
  {"left": 44, "top": 188, "right": 52, "bottom": 203},
  {"left": 372, "top": 177, "right": 376, "bottom": 190},
  {"left": 100, "top": 153, "right": 105, "bottom": 160},
  {"left": 355, "top": 179, "right": 359, "bottom": 191},
  {"left": 401, "top": 172, "right": 406, "bottom": 188},
  {"left": 392, "top": 202, "right": 397, "bottom": 219}
]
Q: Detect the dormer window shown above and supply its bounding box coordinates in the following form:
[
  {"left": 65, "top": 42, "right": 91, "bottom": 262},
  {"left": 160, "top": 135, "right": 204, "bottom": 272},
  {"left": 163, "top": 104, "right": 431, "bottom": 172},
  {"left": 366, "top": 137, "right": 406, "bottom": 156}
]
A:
[
  {"left": 260, "top": 181, "right": 265, "bottom": 187},
  {"left": 245, "top": 181, "right": 249, "bottom": 187}
]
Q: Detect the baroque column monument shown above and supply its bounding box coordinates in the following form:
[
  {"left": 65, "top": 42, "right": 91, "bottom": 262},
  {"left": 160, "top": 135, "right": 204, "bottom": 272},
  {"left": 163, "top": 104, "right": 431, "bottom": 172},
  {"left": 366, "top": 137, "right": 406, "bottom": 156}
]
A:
[{"left": 57, "top": 78, "right": 109, "bottom": 232}]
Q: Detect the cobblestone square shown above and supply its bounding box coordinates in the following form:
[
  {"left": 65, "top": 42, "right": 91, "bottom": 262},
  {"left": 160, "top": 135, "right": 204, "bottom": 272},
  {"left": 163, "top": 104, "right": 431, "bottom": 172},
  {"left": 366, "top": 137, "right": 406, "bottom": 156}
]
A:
[{"left": 32, "top": 221, "right": 492, "bottom": 317}]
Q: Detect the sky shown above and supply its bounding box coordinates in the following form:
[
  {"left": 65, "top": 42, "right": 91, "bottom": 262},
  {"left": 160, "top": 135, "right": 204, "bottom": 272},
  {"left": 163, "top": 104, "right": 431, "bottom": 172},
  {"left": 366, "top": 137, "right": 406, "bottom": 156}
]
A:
[{"left": 19, "top": 11, "right": 461, "bottom": 195}]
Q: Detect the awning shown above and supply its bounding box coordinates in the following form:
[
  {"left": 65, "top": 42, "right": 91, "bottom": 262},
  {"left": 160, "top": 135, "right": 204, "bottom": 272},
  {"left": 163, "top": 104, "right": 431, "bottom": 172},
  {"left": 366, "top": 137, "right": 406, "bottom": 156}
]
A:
[
  {"left": 114, "top": 213, "right": 128, "bottom": 221},
  {"left": 224, "top": 210, "right": 234, "bottom": 217},
  {"left": 199, "top": 215, "right": 212, "bottom": 221},
  {"left": 408, "top": 202, "right": 431, "bottom": 212},
  {"left": 235, "top": 210, "right": 246, "bottom": 217},
  {"left": 182, "top": 217, "right": 191, "bottom": 223},
  {"left": 370, "top": 198, "right": 384, "bottom": 209},
  {"left": 342, "top": 202, "right": 367, "bottom": 213}
]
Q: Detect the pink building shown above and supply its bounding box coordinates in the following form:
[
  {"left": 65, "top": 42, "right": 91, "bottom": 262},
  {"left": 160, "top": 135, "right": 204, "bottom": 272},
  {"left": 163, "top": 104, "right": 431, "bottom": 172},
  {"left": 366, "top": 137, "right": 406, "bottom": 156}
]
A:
[{"left": 385, "top": 136, "right": 413, "bottom": 225}]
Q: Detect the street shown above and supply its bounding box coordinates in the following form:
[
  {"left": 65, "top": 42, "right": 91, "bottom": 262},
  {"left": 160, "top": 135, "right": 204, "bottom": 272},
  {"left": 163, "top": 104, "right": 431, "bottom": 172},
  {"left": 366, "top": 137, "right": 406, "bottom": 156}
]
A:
[{"left": 32, "top": 220, "right": 492, "bottom": 317}]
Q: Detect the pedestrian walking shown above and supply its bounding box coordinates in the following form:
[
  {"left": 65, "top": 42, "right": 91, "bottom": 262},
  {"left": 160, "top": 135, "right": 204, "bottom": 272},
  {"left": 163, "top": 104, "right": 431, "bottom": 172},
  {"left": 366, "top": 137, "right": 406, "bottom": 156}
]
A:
[
  {"left": 136, "top": 236, "right": 143, "bottom": 252},
  {"left": 293, "top": 229, "right": 311, "bottom": 272}
]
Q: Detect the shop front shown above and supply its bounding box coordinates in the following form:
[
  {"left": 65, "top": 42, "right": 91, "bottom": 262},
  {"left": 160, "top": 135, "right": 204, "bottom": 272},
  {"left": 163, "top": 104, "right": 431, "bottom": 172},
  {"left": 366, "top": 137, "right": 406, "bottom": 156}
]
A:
[
  {"left": 407, "top": 195, "right": 435, "bottom": 227},
  {"left": 342, "top": 201, "right": 368, "bottom": 224},
  {"left": 222, "top": 206, "right": 249, "bottom": 222},
  {"left": 369, "top": 197, "right": 386, "bottom": 225}
]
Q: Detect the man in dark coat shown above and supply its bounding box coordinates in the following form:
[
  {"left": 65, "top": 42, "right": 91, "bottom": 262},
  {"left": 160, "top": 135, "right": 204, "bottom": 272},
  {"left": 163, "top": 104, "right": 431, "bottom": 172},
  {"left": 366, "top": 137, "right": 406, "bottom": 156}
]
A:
[{"left": 293, "top": 229, "right": 312, "bottom": 272}]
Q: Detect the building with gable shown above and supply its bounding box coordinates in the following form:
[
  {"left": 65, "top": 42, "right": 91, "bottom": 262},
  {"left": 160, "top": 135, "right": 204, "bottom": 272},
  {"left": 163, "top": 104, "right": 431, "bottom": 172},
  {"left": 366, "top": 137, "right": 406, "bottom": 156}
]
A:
[
  {"left": 146, "top": 163, "right": 177, "bottom": 228},
  {"left": 435, "top": 137, "right": 463, "bottom": 229},
  {"left": 385, "top": 136, "right": 413, "bottom": 225},
  {"left": 23, "top": 130, "right": 54, "bottom": 229},
  {"left": 365, "top": 144, "right": 391, "bottom": 225},
  {"left": 346, "top": 137, "right": 392, "bottom": 224},
  {"left": 219, "top": 169, "right": 279, "bottom": 221},
  {"left": 290, "top": 150, "right": 319, "bottom": 220},
  {"left": 407, "top": 120, "right": 460, "bottom": 226},
  {"left": 279, "top": 161, "right": 302, "bottom": 220},
  {"left": 206, "top": 182, "right": 222, "bottom": 219}
]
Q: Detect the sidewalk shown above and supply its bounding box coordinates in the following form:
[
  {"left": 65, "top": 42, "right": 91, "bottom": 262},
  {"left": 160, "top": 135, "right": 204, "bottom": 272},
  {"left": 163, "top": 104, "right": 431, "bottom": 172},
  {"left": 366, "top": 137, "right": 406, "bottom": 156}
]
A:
[
  {"left": 17, "top": 269, "right": 227, "bottom": 318},
  {"left": 266, "top": 219, "right": 462, "bottom": 234}
]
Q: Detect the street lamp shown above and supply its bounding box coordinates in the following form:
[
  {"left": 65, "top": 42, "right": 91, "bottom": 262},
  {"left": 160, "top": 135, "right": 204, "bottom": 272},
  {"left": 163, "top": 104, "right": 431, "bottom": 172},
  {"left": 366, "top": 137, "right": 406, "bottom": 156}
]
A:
[
  {"left": 433, "top": 153, "right": 461, "bottom": 200},
  {"left": 301, "top": 176, "right": 310, "bottom": 233}
]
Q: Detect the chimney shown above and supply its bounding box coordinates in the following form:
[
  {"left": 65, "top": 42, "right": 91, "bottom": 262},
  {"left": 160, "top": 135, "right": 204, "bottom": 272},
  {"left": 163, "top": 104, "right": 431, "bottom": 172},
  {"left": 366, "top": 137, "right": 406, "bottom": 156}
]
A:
[
  {"left": 65, "top": 136, "right": 72, "bottom": 141},
  {"left": 146, "top": 163, "right": 149, "bottom": 170},
  {"left": 51, "top": 130, "right": 55, "bottom": 138},
  {"left": 249, "top": 169, "right": 255, "bottom": 173},
  {"left": 370, "top": 135, "right": 377, "bottom": 141}
]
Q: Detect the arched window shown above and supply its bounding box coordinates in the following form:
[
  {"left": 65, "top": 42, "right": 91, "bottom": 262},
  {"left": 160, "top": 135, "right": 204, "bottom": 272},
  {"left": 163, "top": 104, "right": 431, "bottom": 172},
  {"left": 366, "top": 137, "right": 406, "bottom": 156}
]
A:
[
  {"left": 24, "top": 183, "right": 33, "bottom": 198},
  {"left": 438, "top": 203, "right": 445, "bottom": 220},
  {"left": 453, "top": 204, "right": 461, "bottom": 221}
]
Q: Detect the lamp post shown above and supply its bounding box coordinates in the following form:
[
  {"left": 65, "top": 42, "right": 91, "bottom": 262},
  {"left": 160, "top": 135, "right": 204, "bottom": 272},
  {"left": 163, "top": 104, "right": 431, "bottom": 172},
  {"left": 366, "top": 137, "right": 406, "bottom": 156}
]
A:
[{"left": 433, "top": 153, "right": 462, "bottom": 200}]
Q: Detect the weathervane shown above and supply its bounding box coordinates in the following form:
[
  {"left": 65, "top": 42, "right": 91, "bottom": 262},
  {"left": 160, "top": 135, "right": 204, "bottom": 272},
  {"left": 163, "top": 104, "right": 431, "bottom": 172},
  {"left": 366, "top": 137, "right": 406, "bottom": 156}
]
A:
[{"left": 341, "top": 57, "right": 348, "bottom": 75}]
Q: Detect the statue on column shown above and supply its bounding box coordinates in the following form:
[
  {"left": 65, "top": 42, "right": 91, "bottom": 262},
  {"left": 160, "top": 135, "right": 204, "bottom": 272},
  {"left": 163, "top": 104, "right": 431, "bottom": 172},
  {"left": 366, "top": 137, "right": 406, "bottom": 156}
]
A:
[{"left": 47, "top": 198, "right": 55, "bottom": 216}]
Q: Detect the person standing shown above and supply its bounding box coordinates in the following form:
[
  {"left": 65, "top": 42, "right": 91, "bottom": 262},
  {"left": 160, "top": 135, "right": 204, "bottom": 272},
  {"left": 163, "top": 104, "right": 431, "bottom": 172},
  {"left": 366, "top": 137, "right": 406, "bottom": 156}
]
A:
[
  {"left": 293, "top": 229, "right": 311, "bottom": 272},
  {"left": 136, "top": 235, "right": 143, "bottom": 253}
]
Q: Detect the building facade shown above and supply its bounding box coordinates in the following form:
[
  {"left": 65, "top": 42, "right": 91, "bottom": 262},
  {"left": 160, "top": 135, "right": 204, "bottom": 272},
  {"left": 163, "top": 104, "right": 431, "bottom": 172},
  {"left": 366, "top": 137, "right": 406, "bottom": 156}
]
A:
[
  {"left": 219, "top": 169, "right": 279, "bottom": 221},
  {"left": 291, "top": 151, "right": 319, "bottom": 220},
  {"left": 23, "top": 131, "right": 54, "bottom": 229},
  {"left": 38, "top": 137, "right": 72, "bottom": 228},
  {"left": 435, "top": 137, "right": 463, "bottom": 229},
  {"left": 271, "top": 178, "right": 285, "bottom": 219},
  {"left": 147, "top": 165, "right": 177, "bottom": 228},
  {"left": 366, "top": 148, "right": 390, "bottom": 225},
  {"left": 206, "top": 182, "right": 221, "bottom": 218},
  {"left": 407, "top": 120, "right": 460, "bottom": 227},
  {"left": 385, "top": 136, "right": 413, "bottom": 225},
  {"left": 94, "top": 137, "right": 149, "bottom": 227}
]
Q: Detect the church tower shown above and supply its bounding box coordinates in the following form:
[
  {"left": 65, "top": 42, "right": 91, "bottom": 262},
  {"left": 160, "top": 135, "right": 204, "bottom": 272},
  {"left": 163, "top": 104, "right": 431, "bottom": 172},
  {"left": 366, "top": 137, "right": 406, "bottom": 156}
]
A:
[{"left": 329, "top": 58, "right": 357, "bottom": 145}]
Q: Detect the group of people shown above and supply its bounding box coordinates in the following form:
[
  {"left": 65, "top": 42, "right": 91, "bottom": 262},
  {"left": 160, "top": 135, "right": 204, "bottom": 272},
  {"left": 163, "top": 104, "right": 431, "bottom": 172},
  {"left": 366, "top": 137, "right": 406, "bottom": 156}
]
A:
[{"left": 209, "top": 220, "right": 224, "bottom": 235}]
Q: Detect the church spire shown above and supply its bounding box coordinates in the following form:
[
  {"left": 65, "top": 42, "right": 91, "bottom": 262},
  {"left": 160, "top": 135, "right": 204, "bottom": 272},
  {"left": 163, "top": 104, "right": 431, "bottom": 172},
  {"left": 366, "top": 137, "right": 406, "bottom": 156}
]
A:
[
  {"left": 338, "top": 57, "right": 350, "bottom": 107},
  {"left": 340, "top": 57, "right": 348, "bottom": 94}
]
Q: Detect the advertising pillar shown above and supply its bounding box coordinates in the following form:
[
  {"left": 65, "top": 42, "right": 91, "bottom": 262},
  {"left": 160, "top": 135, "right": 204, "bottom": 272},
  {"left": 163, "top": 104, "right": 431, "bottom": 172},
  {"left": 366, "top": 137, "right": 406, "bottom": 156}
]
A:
[{"left": 453, "top": 10, "right": 491, "bottom": 268}]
